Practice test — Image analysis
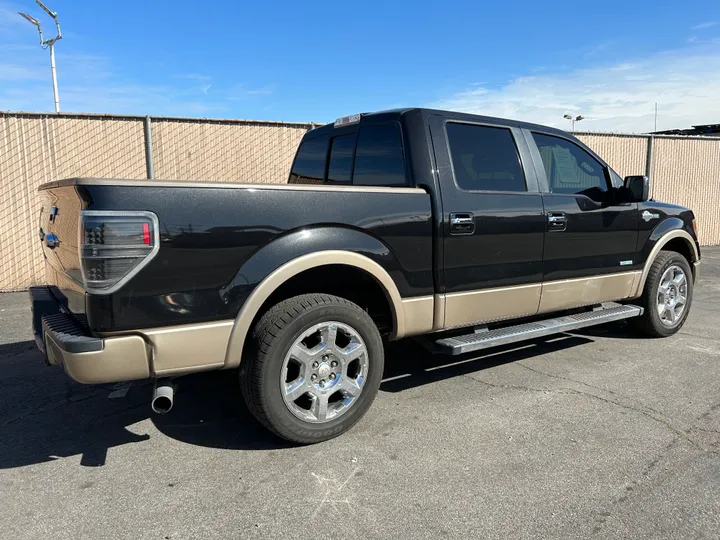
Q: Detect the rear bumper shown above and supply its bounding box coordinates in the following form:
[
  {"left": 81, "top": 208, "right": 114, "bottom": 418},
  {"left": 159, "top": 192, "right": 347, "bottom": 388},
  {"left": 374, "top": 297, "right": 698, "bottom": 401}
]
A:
[{"left": 30, "top": 286, "right": 150, "bottom": 384}]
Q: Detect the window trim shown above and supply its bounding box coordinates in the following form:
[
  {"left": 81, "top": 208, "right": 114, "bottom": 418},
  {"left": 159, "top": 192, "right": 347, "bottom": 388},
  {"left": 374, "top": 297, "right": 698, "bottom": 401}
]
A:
[
  {"left": 528, "top": 130, "right": 613, "bottom": 198},
  {"left": 443, "top": 120, "right": 532, "bottom": 195}
]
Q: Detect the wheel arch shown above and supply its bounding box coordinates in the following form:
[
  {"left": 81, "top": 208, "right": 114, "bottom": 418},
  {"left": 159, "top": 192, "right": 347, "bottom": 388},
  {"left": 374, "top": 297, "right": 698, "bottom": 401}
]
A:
[
  {"left": 223, "top": 250, "right": 409, "bottom": 369},
  {"left": 635, "top": 228, "right": 699, "bottom": 297}
]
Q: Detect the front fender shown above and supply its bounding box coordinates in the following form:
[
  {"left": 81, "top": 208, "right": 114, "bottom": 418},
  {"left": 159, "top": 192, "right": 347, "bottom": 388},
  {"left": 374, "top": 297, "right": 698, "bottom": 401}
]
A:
[{"left": 635, "top": 218, "right": 700, "bottom": 296}]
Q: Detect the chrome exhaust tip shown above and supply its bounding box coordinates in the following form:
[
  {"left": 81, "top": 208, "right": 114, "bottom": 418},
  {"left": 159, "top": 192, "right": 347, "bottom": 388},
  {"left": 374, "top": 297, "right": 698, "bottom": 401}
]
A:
[{"left": 151, "top": 378, "right": 174, "bottom": 414}]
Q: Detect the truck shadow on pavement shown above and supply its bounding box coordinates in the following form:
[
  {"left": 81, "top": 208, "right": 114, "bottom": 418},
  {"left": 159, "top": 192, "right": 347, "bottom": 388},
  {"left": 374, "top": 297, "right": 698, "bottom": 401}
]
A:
[{"left": 0, "top": 331, "right": 595, "bottom": 469}]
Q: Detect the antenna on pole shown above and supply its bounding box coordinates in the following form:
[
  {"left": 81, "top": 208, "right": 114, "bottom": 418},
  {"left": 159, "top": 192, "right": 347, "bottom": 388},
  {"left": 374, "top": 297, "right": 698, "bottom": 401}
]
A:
[{"left": 18, "top": 1, "right": 63, "bottom": 112}]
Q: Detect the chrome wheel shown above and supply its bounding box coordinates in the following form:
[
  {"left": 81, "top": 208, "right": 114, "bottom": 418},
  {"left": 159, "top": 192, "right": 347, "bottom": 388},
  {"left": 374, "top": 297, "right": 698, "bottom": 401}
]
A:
[
  {"left": 656, "top": 265, "right": 688, "bottom": 327},
  {"left": 281, "top": 321, "right": 368, "bottom": 424}
]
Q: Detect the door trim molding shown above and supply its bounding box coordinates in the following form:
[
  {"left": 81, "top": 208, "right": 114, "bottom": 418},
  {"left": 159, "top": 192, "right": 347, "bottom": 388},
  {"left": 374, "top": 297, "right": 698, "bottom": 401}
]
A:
[
  {"left": 432, "top": 270, "right": 642, "bottom": 331},
  {"left": 538, "top": 271, "right": 640, "bottom": 313}
]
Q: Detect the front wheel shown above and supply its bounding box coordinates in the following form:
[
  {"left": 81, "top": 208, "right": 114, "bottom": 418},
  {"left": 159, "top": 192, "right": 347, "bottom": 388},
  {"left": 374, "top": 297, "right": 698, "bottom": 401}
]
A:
[
  {"left": 632, "top": 250, "right": 693, "bottom": 337},
  {"left": 240, "top": 294, "right": 384, "bottom": 444}
]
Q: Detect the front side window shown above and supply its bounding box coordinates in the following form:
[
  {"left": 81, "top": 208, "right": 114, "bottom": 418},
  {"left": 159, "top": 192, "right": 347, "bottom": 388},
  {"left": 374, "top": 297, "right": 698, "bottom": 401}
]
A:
[
  {"left": 532, "top": 133, "right": 609, "bottom": 201},
  {"left": 353, "top": 124, "right": 406, "bottom": 186},
  {"left": 446, "top": 123, "right": 527, "bottom": 192},
  {"left": 289, "top": 136, "right": 328, "bottom": 184}
]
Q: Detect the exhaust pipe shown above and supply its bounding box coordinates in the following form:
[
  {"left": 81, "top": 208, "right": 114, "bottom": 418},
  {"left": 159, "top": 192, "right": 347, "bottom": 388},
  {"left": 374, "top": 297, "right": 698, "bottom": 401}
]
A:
[{"left": 151, "top": 378, "right": 174, "bottom": 414}]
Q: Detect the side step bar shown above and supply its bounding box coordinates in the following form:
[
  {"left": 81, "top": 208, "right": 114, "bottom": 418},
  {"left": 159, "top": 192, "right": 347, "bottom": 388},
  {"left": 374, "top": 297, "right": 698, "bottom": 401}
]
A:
[{"left": 435, "top": 303, "right": 643, "bottom": 356}]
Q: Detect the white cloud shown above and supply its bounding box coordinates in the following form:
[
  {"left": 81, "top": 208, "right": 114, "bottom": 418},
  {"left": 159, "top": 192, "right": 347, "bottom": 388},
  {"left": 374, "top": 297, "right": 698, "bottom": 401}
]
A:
[
  {"left": 432, "top": 46, "right": 720, "bottom": 133},
  {"left": 691, "top": 21, "right": 717, "bottom": 30}
]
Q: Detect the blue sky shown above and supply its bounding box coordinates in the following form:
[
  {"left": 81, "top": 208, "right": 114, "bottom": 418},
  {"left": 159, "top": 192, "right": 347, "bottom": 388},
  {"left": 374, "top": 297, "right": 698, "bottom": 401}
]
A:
[{"left": 1, "top": 0, "right": 719, "bottom": 131}]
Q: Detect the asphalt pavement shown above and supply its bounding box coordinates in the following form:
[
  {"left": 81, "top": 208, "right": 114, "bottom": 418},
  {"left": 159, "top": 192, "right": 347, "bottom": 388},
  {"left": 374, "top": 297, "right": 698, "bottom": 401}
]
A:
[{"left": 1, "top": 249, "right": 719, "bottom": 540}]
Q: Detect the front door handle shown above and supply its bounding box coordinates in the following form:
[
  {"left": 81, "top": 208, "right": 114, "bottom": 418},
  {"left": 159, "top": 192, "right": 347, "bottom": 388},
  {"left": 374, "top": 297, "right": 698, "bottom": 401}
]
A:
[
  {"left": 547, "top": 212, "right": 567, "bottom": 232},
  {"left": 449, "top": 213, "right": 475, "bottom": 235}
]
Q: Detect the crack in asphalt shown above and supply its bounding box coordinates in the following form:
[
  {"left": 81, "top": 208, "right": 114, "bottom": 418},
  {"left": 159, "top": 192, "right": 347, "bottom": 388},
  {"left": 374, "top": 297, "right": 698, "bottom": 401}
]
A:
[{"left": 463, "top": 371, "right": 720, "bottom": 455}]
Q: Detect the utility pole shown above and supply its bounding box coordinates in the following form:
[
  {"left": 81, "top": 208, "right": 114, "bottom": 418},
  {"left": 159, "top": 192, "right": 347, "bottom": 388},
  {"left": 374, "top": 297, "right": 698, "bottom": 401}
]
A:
[{"left": 19, "top": 1, "right": 63, "bottom": 113}]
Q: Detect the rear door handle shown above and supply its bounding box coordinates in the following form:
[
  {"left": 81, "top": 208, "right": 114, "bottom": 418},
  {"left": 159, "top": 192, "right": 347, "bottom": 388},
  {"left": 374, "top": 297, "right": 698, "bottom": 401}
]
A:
[
  {"left": 547, "top": 212, "right": 567, "bottom": 232},
  {"left": 449, "top": 213, "right": 475, "bottom": 235}
]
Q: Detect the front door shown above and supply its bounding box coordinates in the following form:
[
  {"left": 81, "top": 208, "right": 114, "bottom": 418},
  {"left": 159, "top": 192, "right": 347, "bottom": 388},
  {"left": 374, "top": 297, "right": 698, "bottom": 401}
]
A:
[
  {"left": 429, "top": 115, "right": 547, "bottom": 329},
  {"left": 525, "top": 130, "right": 640, "bottom": 313}
]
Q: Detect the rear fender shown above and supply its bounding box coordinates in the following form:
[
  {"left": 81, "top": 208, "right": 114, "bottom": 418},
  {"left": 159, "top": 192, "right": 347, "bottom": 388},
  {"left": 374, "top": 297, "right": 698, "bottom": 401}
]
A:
[{"left": 221, "top": 227, "right": 409, "bottom": 369}]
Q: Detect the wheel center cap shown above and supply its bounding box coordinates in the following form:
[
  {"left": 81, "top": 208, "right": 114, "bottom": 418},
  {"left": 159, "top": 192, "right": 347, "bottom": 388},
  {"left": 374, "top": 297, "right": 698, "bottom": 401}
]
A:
[{"left": 318, "top": 363, "right": 331, "bottom": 378}]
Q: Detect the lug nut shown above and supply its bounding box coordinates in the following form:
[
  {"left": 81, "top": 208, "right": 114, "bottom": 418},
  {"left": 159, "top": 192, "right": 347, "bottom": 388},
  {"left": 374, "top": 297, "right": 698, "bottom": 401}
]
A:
[
  {"left": 311, "top": 374, "right": 317, "bottom": 381},
  {"left": 320, "top": 379, "right": 326, "bottom": 386},
  {"left": 331, "top": 361, "right": 338, "bottom": 368},
  {"left": 329, "top": 373, "right": 336, "bottom": 380},
  {"left": 312, "top": 361, "right": 319, "bottom": 369}
]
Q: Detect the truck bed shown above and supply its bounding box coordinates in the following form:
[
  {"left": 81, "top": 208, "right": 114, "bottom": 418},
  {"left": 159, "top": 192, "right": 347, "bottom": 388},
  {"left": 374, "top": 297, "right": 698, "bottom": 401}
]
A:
[{"left": 38, "top": 177, "right": 433, "bottom": 333}]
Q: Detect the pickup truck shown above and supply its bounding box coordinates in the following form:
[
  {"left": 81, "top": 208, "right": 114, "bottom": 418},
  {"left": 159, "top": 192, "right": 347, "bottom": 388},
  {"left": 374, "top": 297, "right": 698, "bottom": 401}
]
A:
[{"left": 32, "top": 107, "right": 701, "bottom": 443}]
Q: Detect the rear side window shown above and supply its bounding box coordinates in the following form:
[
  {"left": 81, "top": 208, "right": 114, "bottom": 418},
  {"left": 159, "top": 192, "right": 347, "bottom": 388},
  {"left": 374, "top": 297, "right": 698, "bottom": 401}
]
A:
[
  {"left": 327, "top": 133, "right": 358, "bottom": 184},
  {"left": 446, "top": 123, "right": 527, "bottom": 192},
  {"left": 353, "top": 124, "right": 406, "bottom": 187},
  {"left": 289, "top": 136, "right": 328, "bottom": 184},
  {"left": 532, "top": 132, "right": 609, "bottom": 200}
]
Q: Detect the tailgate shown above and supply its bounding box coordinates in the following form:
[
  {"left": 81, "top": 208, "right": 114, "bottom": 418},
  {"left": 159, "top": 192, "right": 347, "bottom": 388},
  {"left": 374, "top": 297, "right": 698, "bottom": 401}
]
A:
[
  {"left": 40, "top": 184, "right": 84, "bottom": 285},
  {"left": 39, "top": 184, "right": 86, "bottom": 316}
]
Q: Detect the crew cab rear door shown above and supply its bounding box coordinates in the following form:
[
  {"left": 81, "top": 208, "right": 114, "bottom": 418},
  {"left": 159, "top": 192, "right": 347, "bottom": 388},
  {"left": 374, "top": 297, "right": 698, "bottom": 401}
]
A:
[{"left": 428, "top": 115, "right": 546, "bottom": 328}]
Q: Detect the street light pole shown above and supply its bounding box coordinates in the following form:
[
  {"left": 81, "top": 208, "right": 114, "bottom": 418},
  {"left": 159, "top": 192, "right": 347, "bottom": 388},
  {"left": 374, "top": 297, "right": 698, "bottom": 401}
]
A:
[
  {"left": 18, "top": 1, "right": 62, "bottom": 113},
  {"left": 49, "top": 39, "right": 60, "bottom": 112},
  {"left": 563, "top": 114, "right": 585, "bottom": 131}
]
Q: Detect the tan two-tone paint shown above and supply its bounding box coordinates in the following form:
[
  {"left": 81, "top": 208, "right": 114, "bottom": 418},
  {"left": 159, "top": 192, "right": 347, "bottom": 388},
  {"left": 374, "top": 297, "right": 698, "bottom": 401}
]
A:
[{"left": 85, "top": 231, "right": 699, "bottom": 380}]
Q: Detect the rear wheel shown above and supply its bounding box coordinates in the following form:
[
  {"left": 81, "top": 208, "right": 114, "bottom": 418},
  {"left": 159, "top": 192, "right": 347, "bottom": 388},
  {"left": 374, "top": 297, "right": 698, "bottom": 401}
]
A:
[
  {"left": 632, "top": 250, "right": 693, "bottom": 337},
  {"left": 240, "top": 294, "right": 384, "bottom": 444}
]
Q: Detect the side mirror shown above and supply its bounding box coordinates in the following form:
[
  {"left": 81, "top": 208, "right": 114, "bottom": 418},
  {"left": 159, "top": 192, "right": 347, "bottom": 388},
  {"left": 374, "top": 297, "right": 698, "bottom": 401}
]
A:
[{"left": 623, "top": 175, "right": 649, "bottom": 202}]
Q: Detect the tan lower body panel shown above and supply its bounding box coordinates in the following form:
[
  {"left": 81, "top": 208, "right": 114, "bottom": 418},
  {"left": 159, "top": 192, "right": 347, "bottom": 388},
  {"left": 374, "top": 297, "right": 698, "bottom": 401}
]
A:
[
  {"left": 400, "top": 295, "right": 435, "bottom": 337},
  {"left": 74, "top": 270, "right": 645, "bottom": 383},
  {"left": 539, "top": 271, "right": 640, "bottom": 313},
  {"left": 143, "top": 320, "right": 234, "bottom": 376},
  {"left": 443, "top": 283, "right": 542, "bottom": 329},
  {"left": 45, "top": 332, "right": 150, "bottom": 384}
]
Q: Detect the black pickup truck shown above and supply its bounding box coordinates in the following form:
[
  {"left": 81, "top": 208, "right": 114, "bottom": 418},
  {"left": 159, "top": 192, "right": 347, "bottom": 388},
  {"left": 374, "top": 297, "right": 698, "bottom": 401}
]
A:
[{"left": 32, "top": 108, "right": 700, "bottom": 443}]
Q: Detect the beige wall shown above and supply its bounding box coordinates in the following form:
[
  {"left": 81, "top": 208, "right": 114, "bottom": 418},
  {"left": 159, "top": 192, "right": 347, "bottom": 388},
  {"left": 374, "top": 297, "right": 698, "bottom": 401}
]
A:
[
  {"left": 1, "top": 112, "right": 718, "bottom": 292},
  {"left": 576, "top": 132, "right": 720, "bottom": 247},
  {"left": 0, "top": 113, "right": 311, "bottom": 292}
]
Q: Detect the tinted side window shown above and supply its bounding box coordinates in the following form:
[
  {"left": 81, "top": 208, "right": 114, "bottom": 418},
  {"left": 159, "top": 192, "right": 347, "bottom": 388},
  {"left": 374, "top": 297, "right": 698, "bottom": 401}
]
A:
[
  {"left": 532, "top": 133, "right": 609, "bottom": 200},
  {"left": 353, "top": 124, "right": 406, "bottom": 187},
  {"left": 446, "top": 123, "right": 527, "bottom": 192},
  {"left": 327, "top": 133, "right": 358, "bottom": 184},
  {"left": 289, "top": 136, "right": 328, "bottom": 184}
]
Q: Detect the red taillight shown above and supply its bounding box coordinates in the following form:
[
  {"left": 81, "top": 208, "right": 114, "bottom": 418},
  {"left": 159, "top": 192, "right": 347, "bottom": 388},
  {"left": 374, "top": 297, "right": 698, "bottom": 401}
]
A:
[{"left": 79, "top": 211, "right": 159, "bottom": 294}]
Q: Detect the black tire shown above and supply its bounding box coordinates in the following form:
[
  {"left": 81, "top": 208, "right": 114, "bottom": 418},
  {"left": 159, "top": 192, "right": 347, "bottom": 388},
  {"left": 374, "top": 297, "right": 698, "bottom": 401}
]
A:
[
  {"left": 631, "top": 250, "right": 693, "bottom": 337},
  {"left": 239, "top": 294, "right": 384, "bottom": 444}
]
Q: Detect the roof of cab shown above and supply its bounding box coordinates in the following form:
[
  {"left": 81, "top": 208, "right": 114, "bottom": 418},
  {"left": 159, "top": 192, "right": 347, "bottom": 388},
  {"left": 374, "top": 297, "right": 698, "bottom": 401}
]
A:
[{"left": 306, "top": 107, "right": 571, "bottom": 139}]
